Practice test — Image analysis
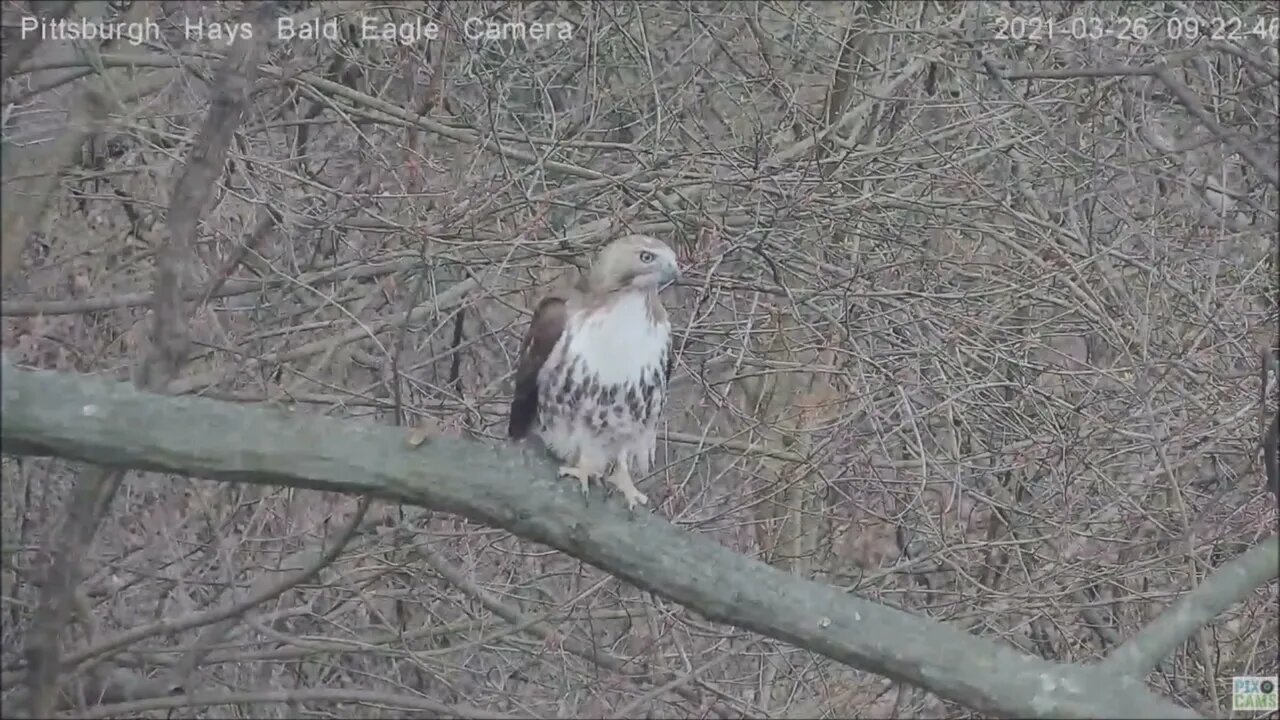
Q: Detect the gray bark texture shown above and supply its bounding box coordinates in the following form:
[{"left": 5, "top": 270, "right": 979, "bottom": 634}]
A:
[{"left": 0, "top": 363, "right": 1201, "bottom": 719}]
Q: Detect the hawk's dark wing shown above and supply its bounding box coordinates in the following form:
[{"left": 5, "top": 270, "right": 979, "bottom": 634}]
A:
[{"left": 507, "top": 293, "right": 569, "bottom": 439}]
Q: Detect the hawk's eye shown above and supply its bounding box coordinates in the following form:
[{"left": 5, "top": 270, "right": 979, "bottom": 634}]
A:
[{"left": 639, "top": 250, "right": 655, "bottom": 263}]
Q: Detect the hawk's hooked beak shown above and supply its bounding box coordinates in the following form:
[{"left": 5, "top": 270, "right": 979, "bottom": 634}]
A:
[{"left": 659, "top": 256, "right": 680, "bottom": 289}]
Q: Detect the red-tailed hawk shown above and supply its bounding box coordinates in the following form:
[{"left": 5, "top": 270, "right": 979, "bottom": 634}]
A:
[{"left": 508, "top": 235, "right": 679, "bottom": 510}]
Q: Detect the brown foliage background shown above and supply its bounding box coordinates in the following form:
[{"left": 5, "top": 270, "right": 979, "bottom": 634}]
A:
[{"left": 2, "top": 1, "right": 1277, "bottom": 717}]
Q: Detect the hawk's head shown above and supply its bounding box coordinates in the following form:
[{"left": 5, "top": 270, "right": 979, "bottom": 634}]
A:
[{"left": 589, "top": 235, "right": 680, "bottom": 292}]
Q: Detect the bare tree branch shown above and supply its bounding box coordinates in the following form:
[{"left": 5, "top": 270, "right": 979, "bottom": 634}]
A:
[
  {"left": 8, "top": 495, "right": 369, "bottom": 711},
  {"left": 0, "top": 0, "right": 171, "bottom": 286},
  {"left": 0, "top": 1, "right": 73, "bottom": 85},
  {"left": 0, "top": 257, "right": 420, "bottom": 317},
  {"left": 0, "top": 363, "right": 1203, "bottom": 720},
  {"left": 57, "top": 687, "right": 512, "bottom": 720},
  {"left": 164, "top": 272, "right": 485, "bottom": 395},
  {"left": 1151, "top": 65, "right": 1280, "bottom": 189},
  {"left": 1101, "top": 535, "right": 1279, "bottom": 679},
  {"left": 991, "top": 59, "right": 1279, "bottom": 189},
  {"left": 411, "top": 538, "right": 741, "bottom": 717},
  {"left": 139, "top": 3, "right": 269, "bottom": 390},
  {"left": 1266, "top": 409, "right": 1279, "bottom": 497},
  {"left": 19, "top": 464, "right": 122, "bottom": 718},
  {"left": 1, "top": 75, "right": 165, "bottom": 286}
]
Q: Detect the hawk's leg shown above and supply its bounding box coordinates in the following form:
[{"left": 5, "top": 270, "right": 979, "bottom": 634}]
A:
[{"left": 604, "top": 460, "right": 649, "bottom": 511}]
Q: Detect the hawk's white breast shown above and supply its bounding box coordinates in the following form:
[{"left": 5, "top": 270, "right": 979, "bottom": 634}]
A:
[{"left": 566, "top": 292, "right": 668, "bottom": 385}]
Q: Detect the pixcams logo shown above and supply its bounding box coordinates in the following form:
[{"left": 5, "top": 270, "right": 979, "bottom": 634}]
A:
[{"left": 1232, "top": 676, "right": 1278, "bottom": 712}]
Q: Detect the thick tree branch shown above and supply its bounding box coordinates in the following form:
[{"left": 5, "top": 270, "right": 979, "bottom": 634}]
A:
[
  {"left": 1100, "top": 535, "right": 1279, "bottom": 678},
  {"left": 0, "top": 363, "right": 1201, "bottom": 720}
]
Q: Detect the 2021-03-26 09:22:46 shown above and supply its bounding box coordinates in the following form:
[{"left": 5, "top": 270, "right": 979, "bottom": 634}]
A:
[{"left": 990, "top": 15, "right": 1280, "bottom": 42}]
